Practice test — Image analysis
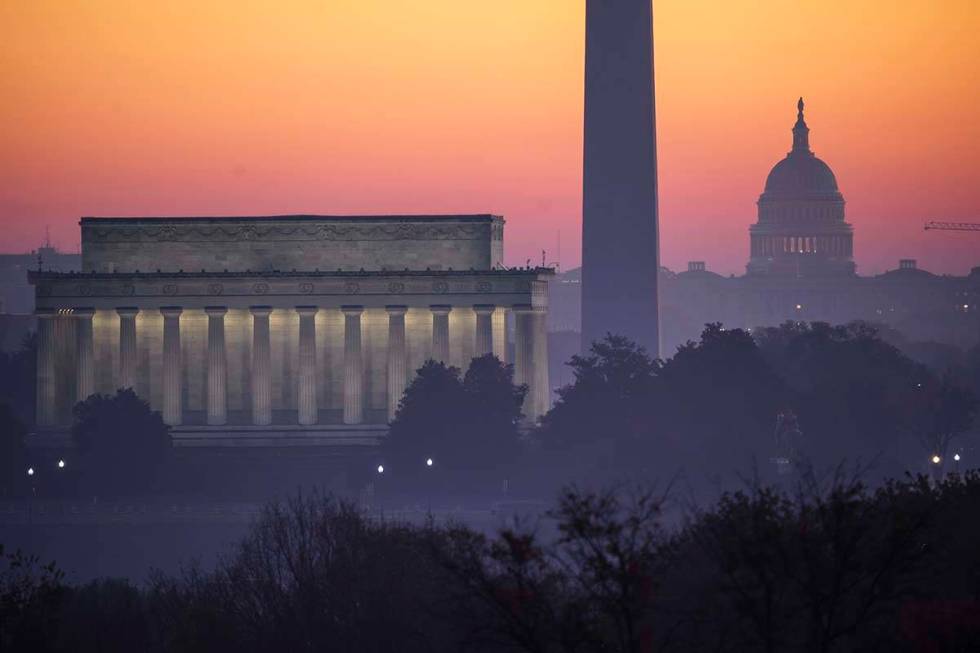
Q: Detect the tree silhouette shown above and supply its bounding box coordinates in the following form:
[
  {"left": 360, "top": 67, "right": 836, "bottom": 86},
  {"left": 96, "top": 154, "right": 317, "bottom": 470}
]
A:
[
  {"left": 656, "top": 323, "right": 785, "bottom": 475},
  {"left": 436, "top": 485, "right": 672, "bottom": 653},
  {"left": 681, "top": 474, "right": 937, "bottom": 653},
  {"left": 0, "top": 545, "right": 65, "bottom": 652},
  {"left": 755, "top": 321, "right": 948, "bottom": 474},
  {"left": 71, "top": 388, "right": 170, "bottom": 494},
  {"left": 540, "top": 322, "right": 975, "bottom": 486},
  {"left": 0, "top": 402, "right": 27, "bottom": 497},
  {"left": 149, "top": 491, "right": 458, "bottom": 653},
  {"left": 460, "top": 354, "right": 527, "bottom": 468},
  {"left": 11, "top": 476, "right": 980, "bottom": 651},
  {"left": 539, "top": 334, "right": 659, "bottom": 450},
  {"left": 540, "top": 327, "right": 783, "bottom": 481},
  {"left": 915, "top": 374, "right": 977, "bottom": 474},
  {"left": 384, "top": 356, "right": 526, "bottom": 480},
  {"left": 0, "top": 333, "right": 36, "bottom": 427}
]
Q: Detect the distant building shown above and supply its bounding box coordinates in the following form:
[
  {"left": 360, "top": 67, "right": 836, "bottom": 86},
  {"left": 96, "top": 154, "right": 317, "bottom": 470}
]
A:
[
  {"left": 0, "top": 244, "right": 80, "bottom": 353},
  {"left": 658, "top": 259, "right": 980, "bottom": 355},
  {"left": 0, "top": 245, "right": 80, "bottom": 314},
  {"left": 748, "top": 98, "right": 854, "bottom": 277},
  {"left": 30, "top": 215, "right": 553, "bottom": 445},
  {"left": 550, "top": 100, "right": 980, "bottom": 357}
]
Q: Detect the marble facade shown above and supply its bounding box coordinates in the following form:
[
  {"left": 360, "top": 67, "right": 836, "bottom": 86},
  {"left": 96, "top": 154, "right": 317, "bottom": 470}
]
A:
[{"left": 30, "top": 215, "right": 551, "bottom": 446}]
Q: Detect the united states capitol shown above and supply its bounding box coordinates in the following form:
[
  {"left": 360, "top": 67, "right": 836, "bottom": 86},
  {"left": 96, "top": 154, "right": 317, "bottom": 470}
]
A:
[{"left": 550, "top": 99, "right": 980, "bottom": 358}]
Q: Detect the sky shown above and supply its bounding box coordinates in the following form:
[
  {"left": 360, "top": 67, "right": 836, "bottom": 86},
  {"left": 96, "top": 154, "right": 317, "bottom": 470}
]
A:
[{"left": 1, "top": 1, "right": 978, "bottom": 275}]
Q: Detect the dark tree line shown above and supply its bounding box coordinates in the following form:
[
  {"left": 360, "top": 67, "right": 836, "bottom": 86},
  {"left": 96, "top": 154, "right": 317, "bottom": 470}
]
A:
[
  {"left": 535, "top": 322, "right": 979, "bottom": 488},
  {"left": 1, "top": 320, "right": 977, "bottom": 499},
  {"left": 384, "top": 320, "right": 975, "bottom": 496},
  {"left": 0, "top": 335, "right": 34, "bottom": 496},
  {"left": 0, "top": 333, "right": 35, "bottom": 427},
  {"left": 6, "top": 475, "right": 980, "bottom": 652},
  {"left": 1, "top": 387, "right": 170, "bottom": 499}
]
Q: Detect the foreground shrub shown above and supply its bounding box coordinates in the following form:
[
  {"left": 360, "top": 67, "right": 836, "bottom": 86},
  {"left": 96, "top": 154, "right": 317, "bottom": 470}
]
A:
[{"left": 72, "top": 389, "right": 170, "bottom": 494}]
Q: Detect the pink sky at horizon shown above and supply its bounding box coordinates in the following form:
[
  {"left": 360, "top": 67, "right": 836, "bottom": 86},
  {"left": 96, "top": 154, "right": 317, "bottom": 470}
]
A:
[{"left": 1, "top": 1, "right": 978, "bottom": 276}]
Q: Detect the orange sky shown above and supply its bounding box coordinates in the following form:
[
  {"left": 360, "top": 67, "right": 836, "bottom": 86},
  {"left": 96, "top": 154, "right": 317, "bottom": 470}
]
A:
[{"left": 1, "top": 1, "right": 978, "bottom": 275}]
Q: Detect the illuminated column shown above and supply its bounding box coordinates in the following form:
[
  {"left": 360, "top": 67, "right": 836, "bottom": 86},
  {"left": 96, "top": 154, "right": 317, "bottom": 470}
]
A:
[
  {"left": 205, "top": 306, "right": 227, "bottom": 426},
  {"left": 35, "top": 309, "right": 57, "bottom": 427},
  {"left": 531, "top": 306, "right": 550, "bottom": 420},
  {"left": 117, "top": 307, "right": 139, "bottom": 390},
  {"left": 343, "top": 306, "right": 364, "bottom": 425},
  {"left": 430, "top": 305, "right": 451, "bottom": 363},
  {"left": 296, "top": 306, "right": 318, "bottom": 426},
  {"left": 513, "top": 305, "right": 549, "bottom": 422},
  {"left": 514, "top": 305, "right": 532, "bottom": 399},
  {"left": 386, "top": 305, "right": 407, "bottom": 421},
  {"left": 250, "top": 306, "right": 272, "bottom": 426},
  {"left": 497, "top": 308, "right": 508, "bottom": 363},
  {"left": 74, "top": 307, "right": 96, "bottom": 403},
  {"left": 160, "top": 306, "right": 183, "bottom": 426},
  {"left": 473, "top": 304, "right": 495, "bottom": 357}
]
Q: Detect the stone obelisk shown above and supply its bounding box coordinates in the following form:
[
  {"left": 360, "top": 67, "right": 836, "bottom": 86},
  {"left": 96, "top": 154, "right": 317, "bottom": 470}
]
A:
[{"left": 581, "top": 0, "right": 660, "bottom": 357}]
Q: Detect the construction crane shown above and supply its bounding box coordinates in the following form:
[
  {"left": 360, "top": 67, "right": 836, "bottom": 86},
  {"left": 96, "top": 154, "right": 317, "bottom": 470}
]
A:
[{"left": 924, "top": 221, "right": 980, "bottom": 232}]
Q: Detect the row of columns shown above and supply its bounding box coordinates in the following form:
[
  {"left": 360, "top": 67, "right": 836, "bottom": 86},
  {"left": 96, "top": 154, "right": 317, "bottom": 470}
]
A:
[
  {"left": 751, "top": 234, "right": 853, "bottom": 257},
  {"left": 39, "top": 303, "right": 544, "bottom": 428}
]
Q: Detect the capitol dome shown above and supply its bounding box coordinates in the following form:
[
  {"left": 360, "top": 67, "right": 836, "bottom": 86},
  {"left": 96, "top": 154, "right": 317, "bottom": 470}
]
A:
[
  {"left": 747, "top": 98, "right": 855, "bottom": 277},
  {"left": 762, "top": 98, "right": 842, "bottom": 199},
  {"left": 763, "top": 151, "right": 841, "bottom": 198}
]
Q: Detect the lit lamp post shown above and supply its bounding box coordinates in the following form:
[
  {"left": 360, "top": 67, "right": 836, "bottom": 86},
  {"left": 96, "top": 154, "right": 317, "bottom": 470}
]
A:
[
  {"left": 26, "top": 467, "right": 36, "bottom": 525},
  {"left": 364, "top": 463, "right": 384, "bottom": 508},
  {"left": 424, "top": 457, "right": 434, "bottom": 513},
  {"left": 25, "top": 459, "right": 66, "bottom": 524},
  {"left": 374, "top": 463, "right": 384, "bottom": 499},
  {"left": 930, "top": 454, "right": 943, "bottom": 484},
  {"left": 27, "top": 458, "right": 65, "bottom": 526}
]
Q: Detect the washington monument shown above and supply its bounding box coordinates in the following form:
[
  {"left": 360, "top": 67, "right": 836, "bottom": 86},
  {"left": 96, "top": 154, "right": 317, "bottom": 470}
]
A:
[{"left": 581, "top": 0, "right": 660, "bottom": 357}]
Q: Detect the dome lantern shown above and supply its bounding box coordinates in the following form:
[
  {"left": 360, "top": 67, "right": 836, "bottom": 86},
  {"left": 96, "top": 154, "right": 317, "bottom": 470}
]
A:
[
  {"left": 792, "top": 97, "right": 810, "bottom": 154},
  {"left": 762, "top": 98, "right": 841, "bottom": 198}
]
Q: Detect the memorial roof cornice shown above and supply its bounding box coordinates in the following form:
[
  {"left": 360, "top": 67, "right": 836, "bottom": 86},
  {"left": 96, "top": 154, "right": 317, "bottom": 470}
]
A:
[
  {"left": 79, "top": 213, "right": 504, "bottom": 225},
  {"left": 29, "top": 267, "right": 555, "bottom": 281}
]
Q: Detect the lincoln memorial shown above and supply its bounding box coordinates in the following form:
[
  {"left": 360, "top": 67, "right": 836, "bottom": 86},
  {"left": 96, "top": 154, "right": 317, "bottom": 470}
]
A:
[{"left": 29, "top": 215, "right": 552, "bottom": 447}]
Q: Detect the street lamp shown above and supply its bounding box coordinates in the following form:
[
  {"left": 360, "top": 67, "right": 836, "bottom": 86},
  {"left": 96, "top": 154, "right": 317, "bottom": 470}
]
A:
[
  {"left": 57, "top": 459, "right": 65, "bottom": 469},
  {"left": 423, "top": 458, "right": 435, "bottom": 512},
  {"left": 931, "top": 454, "right": 941, "bottom": 465},
  {"left": 26, "top": 466, "right": 38, "bottom": 522},
  {"left": 954, "top": 453, "right": 962, "bottom": 462},
  {"left": 377, "top": 464, "right": 384, "bottom": 474}
]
